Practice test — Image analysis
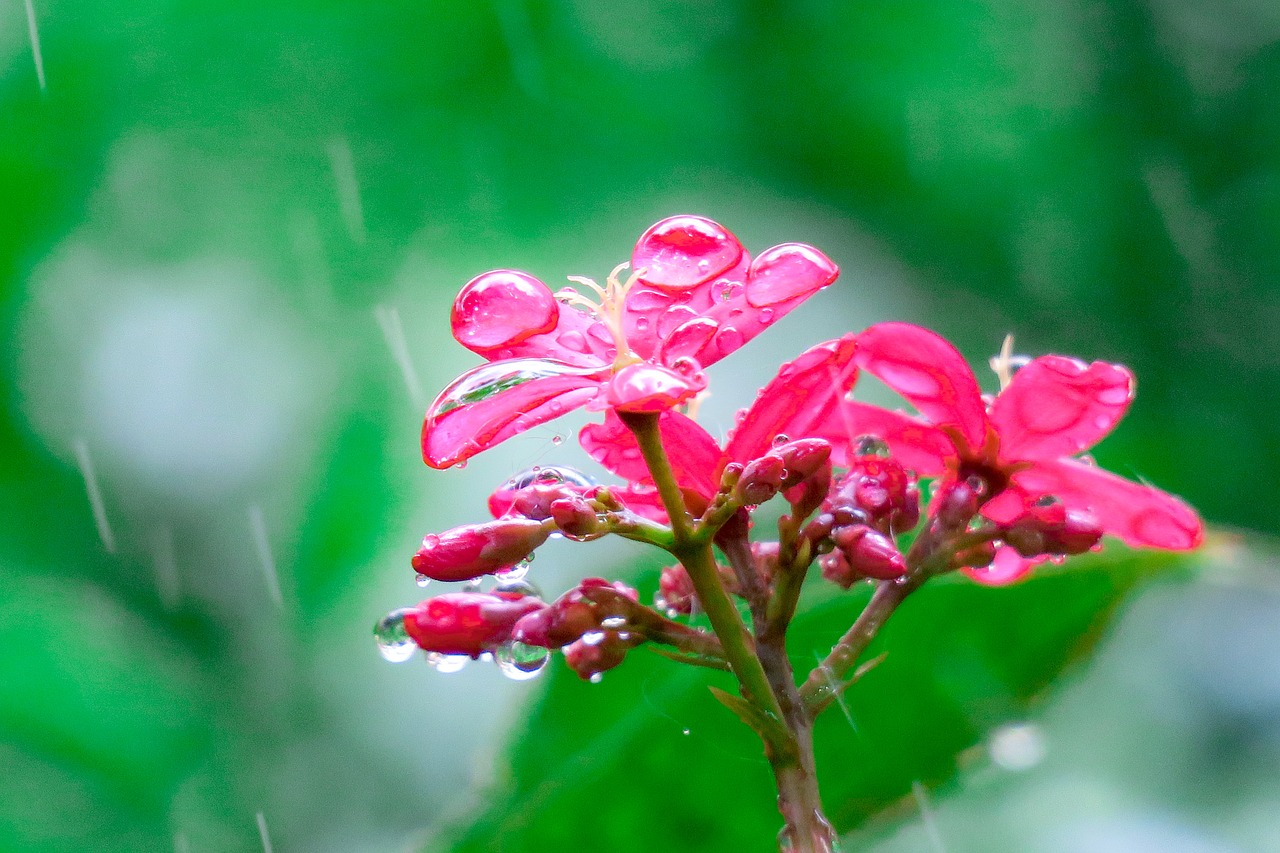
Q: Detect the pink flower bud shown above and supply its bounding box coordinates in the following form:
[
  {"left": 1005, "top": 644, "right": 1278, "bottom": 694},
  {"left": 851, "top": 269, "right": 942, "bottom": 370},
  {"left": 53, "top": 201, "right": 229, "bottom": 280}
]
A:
[
  {"left": 411, "top": 518, "right": 552, "bottom": 581},
  {"left": 826, "top": 455, "right": 918, "bottom": 534},
  {"left": 403, "top": 591, "right": 547, "bottom": 657},
  {"left": 512, "top": 578, "right": 639, "bottom": 648},
  {"left": 657, "top": 564, "right": 696, "bottom": 614},
  {"left": 564, "top": 633, "right": 631, "bottom": 681},
  {"left": 736, "top": 454, "right": 787, "bottom": 505},
  {"left": 832, "top": 524, "right": 907, "bottom": 580},
  {"left": 936, "top": 480, "right": 980, "bottom": 530},
  {"left": 550, "top": 496, "right": 603, "bottom": 539},
  {"left": 772, "top": 438, "right": 832, "bottom": 488},
  {"left": 1002, "top": 502, "right": 1103, "bottom": 557}
]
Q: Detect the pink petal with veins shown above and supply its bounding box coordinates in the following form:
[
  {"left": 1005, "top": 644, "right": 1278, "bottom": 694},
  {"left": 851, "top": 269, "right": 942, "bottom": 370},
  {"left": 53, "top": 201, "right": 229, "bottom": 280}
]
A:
[
  {"left": 831, "top": 402, "right": 952, "bottom": 474},
  {"left": 724, "top": 335, "right": 858, "bottom": 464},
  {"left": 991, "top": 356, "right": 1134, "bottom": 461},
  {"left": 856, "top": 323, "right": 989, "bottom": 453},
  {"left": 963, "top": 546, "right": 1041, "bottom": 586},
  {"left": 1012, "top": 459, "right": 1203, "bottom": 550},
  {"left": 422, "top": 359, "right": 605, "bottom": 468}
]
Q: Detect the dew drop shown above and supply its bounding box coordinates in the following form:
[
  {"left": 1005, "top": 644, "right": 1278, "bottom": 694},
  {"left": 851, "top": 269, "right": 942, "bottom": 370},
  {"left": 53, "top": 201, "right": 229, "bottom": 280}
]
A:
[
  {"left": 636, "top": 317, "right": 650, "bottom": 332},
  {"left": 581, "top": 630, "right": 606, "bottom": 646},
  {"left": 495, "top": 641, "right": 550, "bottom": 680},
  {"left": 551, "top": 434, "right": 564, "bottom": 446},
  {"left": 854, "top": 435, "right": 891, "bottom": 458},
  {"left": 461, "top": 580, "right": 483, "bottom": 593},
  {"left": 505, "top": 465, "right": 597, "bottom": 490},
  {"left": 682, "top": 728, "right": 691, "bottom": 736},
  {"left": 414, "top": 573, "right": 432, "bottom": 588},
  {"left": 374, "top": 609, "right": 416, "bottom": 663},
  {"left": 494, "top": 556, "right": 532, "bottom": 583},
  {"left": 600, "top": 616, "right": 626, "bottom": 629},
  {"left": 589, "top": 672, "right": 604, "bottom": 684},
  {"left": 772, "top": 433, "right": 791, "bottom": 447},
  {"left": 494, "top": 578, "right": 542, "bottom": 597},
  {"left": 426, "top": 652, "right": 470, "bottom": 673},
  {"left": 716, "top": 281, "right": 743, "bottom": 302},
  {"left": 454, "top": 461, "right": 468, "bottom": 470},
  {"left": 1034, "top": 495, "right": 1061, "bottom": 508},
  {"left": 965, "top": 475, "right": 988, "bottom": 495},
  {"left": 758, "top": 307, "right": 775, "bottom": 324}
]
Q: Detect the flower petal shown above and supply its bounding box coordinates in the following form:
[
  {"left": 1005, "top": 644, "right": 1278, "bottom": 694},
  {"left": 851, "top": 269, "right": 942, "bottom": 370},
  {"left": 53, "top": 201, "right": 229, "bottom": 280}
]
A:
[
  {"left": 836, "top": 402, "right": 953, "bottom": 474},
  {"left": 963, "top": 547, "right": 1042, "bottom": 586},
  {"left": 990, "top": 356, "right": 1134, "bottom": 461},
  {"left": 580, "top": 410, "right": 722, "bottom": 500},
  {"left": 422, "top": 359, "right": 604, "bottom": 468},
  {"left": 1012, "top": 459, "right": 1204, "bottom": 550},
  {"left": 452, "top": 270, "right": 614, "bottom": 367},
  {"left": 855, "top": 323, "right": 989, "bottom": 453},
  {"left": 724, "top": 335, "right": 859, "bottom": 463}
]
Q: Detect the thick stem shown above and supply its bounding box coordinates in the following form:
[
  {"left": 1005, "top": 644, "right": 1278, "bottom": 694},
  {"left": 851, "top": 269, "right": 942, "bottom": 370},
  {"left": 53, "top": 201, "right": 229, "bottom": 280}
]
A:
[{"left": 772, "top": 740, "right": 838, "bottom": 853}]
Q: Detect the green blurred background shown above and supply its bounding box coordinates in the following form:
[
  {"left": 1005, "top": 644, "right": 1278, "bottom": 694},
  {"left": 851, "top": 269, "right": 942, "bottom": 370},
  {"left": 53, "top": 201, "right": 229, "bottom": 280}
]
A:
[{"left": 2, "top": 0, "right": 1278, "bottom": 850}]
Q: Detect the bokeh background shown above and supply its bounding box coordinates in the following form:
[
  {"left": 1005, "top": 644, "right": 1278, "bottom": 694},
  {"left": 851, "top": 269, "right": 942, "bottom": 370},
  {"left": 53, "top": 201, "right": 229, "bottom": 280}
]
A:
[{"left": 3, "top": 1, "right": 1278, "bottom": 851}]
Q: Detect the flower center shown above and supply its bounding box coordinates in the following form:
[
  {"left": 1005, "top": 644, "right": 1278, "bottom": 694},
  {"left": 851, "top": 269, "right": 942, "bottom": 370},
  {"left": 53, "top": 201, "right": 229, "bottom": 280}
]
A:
[{"left": 559, "top": 262, "right": 645, "bottom": 370}]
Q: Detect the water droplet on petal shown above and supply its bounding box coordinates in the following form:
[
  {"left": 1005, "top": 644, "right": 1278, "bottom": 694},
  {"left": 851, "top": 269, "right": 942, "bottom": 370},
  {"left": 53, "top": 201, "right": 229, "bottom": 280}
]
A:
[
  {"left": 757, "top": 308, "right": 775, "bottom": 324},
  {"left": 374, "top": 609, "right": 417, "bottom": 663},
  {"left": 426, "top": 652, "right": 470, "bottom": 673},
  {"left": 634, "top": 216, "right": 743, "bottom": 291},
  {"left": 714, "top": 326, "right": 744, "bottom": 355},
  {"left": 495, "top": 641, "right": 550, "bottom": 680},
  {"left": 772, "top": 433, "right": 791, "bottom": 447},
  {"left": 745, "top": 243, "right": 838, "bottom": 307},
  {"left": 415, "top": 573, "right": 432, "bottom": 588},
  {"left": 854, "top": 435, "right": 891, "bottom": 458},
  {"left": 558, "top": 330, "right": 590, "bottom": 353},
  {"left": 716, "top": 281, "right": 743, "bottom": 302},
  {"left": 505, "top": 465, "right": 597, "bottom": 490},
  {"left": 453, "top": 271, "right": 559, "bottom": 351},
  {"left": 636, "top": 317, "right": 650, "bottom": 332}
]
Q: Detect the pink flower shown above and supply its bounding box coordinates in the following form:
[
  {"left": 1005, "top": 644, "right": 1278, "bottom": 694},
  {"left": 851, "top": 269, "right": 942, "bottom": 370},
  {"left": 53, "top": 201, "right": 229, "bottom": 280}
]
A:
[
  {"left": 421, "top": 215, "right": 838, "bottom": 468},
  {"left": 580, "top": 334, "right": 861, "bottom": 520},
  {"left": 842, "top": 322, "right": 1203, "bottom": 583}
]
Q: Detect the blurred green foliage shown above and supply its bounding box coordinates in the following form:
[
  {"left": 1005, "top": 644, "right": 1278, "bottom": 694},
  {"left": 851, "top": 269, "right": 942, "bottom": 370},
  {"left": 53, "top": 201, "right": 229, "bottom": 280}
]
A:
[{"left": 2, "top": 0, "right": 1277, "bottom": 851}]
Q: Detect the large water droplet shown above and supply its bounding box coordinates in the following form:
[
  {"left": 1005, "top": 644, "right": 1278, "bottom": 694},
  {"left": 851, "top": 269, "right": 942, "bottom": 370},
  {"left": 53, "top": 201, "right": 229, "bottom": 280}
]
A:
[
  {"left": 494, "top": 578, "right": 542, "bottom": 597},
  {"left": 633, "top": 215, "right": 743, "bottom": 291},
  {"left": 661, "top": 318, "right": 718, "bottom": 362},
  {"left": 745, "top": 243, "right": 838, "bottom": 307},
  {"left": 716, "top": 281, "right": 742, "bottom": 302},
  {"left": 558, "top": 330, "right": 590, "bottom": 353},
  {"left": 493, "top": 555, "right": 532, "bottom": 583},
  {"left": 495, "top": 641, "right": 550, "bottom": 680},
  {"left": 504, "top": 465, "right": 598, "bottom": 490},
  {"left": 656, "top": 305, "right": 698, "bottom": 339},
  {"left": 415, "top": 573, "right": 432, "bottom": 588},
  {"left": 453, "top": 271, "right": 559, "bottom": 351},
  {"left": 430, "top": 359, "right": 602, "bottom": 418},
  {"left": 714, "top": 326, "right": 744, "bottom": 355},
  {"left": 374, "top": 609, "right": 416, "bottom": 663}
]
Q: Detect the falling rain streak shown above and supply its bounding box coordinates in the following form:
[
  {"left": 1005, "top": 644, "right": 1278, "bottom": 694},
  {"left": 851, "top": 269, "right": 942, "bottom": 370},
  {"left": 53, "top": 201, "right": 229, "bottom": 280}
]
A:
[
  {"left": 248, "top": 505, "right": 283, "bottom": 607},
  {"left": 374, "top": 304, "right": 425, "bottom": 407},
  {"left": 150, "top": 525, "right": 181, "bottom": 610},
  {"left": 256, "top": 811, "right": 274, "bottom": 853},
  {"left": 326, "top": 136, "right": 366, "bottom": 244},
  {"left": 72, "top": 438, "right": 116, "bottom": 553},
  {"left": 911, "top": 780, "right": 947, "bottom": 853},
  {"left": 812, "top": 653, "right": 858, "bottom": 734},
  {"left": 173, "top": 833, "right": 190, "bottom": 853},
  {"left": 24, "top": 0, "right": 46, "bottom": 91}
]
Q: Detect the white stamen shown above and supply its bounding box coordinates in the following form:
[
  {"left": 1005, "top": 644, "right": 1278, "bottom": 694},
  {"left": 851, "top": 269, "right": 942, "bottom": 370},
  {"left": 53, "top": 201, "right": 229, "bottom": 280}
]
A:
[
  {"left": 248, "top": 506, "right": 283, "bottom": 607},
  {"left": 73, "top": 438, "right": 116, "bottom": 553}
]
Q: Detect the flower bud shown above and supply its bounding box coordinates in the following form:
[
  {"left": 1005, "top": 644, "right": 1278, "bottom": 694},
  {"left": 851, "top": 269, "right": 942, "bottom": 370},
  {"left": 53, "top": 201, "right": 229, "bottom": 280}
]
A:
[
  {"left": 550, "top": 496, "right": 603, "bottom": 539},
  {"left": 403, "top": 591, "right": 547, "bottom": 657},
  {"left": 512, "top": 578, "right": 639, "bottom": 648},
  {"left": 564, "top": 632, "right": 632, "bottom": 681},
  {"left": 772, "top": 438, "right": 832, "bottom": 488},
  {"left": 831, "top": 524, "right": 907, "bottom": 580},
  {"left": 955, "top": 540, "right": 998, "bottom": 569},
  {"left": 1002, "top": 502, "right": 1102, "bottom": 558},
  {"left": 935, "top": 480, "right": 980, "bottom": 530},
  {"left": 411, "top": 518, "right": 552, "bottom": 581},
  {"left": 657, "top": 564, "right": 697, "bottom": 614},
  {"left": 735, "top": 454, "right": 787, "bottom": 505},
  {"left": 826, "top": 454, "right": 918, "bottom": 534}
]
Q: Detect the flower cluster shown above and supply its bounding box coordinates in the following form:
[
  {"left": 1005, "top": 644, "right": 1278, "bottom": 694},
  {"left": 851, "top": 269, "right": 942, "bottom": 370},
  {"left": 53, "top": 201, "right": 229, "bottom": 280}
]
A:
[{"left": 378, "top": 212, "right": 1202, "bottom": 680}]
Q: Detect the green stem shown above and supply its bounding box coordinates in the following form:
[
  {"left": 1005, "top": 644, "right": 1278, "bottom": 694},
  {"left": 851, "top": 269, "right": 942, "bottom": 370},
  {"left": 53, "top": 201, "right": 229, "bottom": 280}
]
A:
[{"left": 618, "top": 410, "right": 793, "bottom": 756}]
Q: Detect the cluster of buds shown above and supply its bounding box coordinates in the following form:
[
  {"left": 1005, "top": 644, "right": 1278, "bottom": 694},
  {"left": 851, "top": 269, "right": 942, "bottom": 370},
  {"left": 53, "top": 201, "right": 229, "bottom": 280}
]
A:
[
  {"left": 657, "top": 542, "right": 780, "bottom": 615},
  {"left": 729, "top": 438, "right": 833, "bottom": 507},
  {"left": 512, "top": 579, "right": 644, "bottom": 681},
  {"left": 1000, "top": 498, "right": 1103, "bottom": 559},
  {"left": 803, "top": 439, "right": 919, "bottom": 587}
]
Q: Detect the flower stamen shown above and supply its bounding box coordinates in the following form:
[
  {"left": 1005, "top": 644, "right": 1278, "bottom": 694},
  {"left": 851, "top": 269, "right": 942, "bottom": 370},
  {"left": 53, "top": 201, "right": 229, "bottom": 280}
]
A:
[{"left": 563, "top": 262, "right": 646, "bottom": 370}]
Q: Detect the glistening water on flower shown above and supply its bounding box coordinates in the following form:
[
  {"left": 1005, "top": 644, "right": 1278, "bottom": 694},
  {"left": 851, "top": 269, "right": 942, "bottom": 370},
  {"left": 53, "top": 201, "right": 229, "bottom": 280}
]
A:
[{"left": 378, "top": 215, "right": 1204, "bottom": 853}]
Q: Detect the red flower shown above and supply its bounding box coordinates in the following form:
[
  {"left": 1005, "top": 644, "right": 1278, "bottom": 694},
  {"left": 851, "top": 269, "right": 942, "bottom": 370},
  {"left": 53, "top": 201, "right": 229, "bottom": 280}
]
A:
[
  {"left": 842, "top": 322, "right": 1203, "bottom": 583},
  {"left": 421, "top": 215, "right": 838, "bottom": 468}
]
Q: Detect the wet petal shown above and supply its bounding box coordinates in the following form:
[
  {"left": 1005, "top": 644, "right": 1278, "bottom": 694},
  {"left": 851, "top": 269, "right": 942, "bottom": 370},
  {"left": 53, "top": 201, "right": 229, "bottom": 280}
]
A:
[
  {"left": 623, "top": 253, "right": 748, "bottom": 363},
  {"left": 963, "top": 547, "right": 1041, "bottom": 586},
  {"left": 990, "top": 356, "right": 1134, "bottom": 461},
  {"left": 604, "top": 362, "right": 706, "bottom": 413},
  {"left": 1012, "top": 459, "right": 1204, "bottom": 550},
  {"left": 422, "top": 359, "right": 605, "bottom": 468},
  {"left": 451, "top": 270, "right": 614, "bottom": 367},
  {"left": 580, "top": 410, "right": 722, "bottom": 500},
  {"left": 724, "top": 335, "right": 859, "bottom": 463},
  {"left": 633, "top": 215, "right": 744, "bottom": 292},
  {"left": 855, "top": 323, "right": 989, "bottom": 453},
  {"left": 835, "top": 402, "right": 953, "bottom": 474}
]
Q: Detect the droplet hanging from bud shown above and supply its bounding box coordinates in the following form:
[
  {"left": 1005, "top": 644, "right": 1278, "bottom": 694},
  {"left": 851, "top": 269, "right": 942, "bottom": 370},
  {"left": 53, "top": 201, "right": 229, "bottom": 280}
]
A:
[{"left": 374, "top": 609, "right": 417, "bottom": 663}]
